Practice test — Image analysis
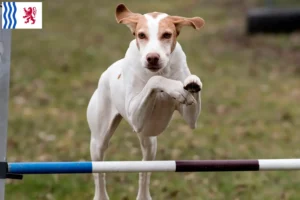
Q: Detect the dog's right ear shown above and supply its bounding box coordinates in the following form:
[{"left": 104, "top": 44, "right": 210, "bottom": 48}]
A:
[{"left": 115, "top": 4, "right": 142, "bottom": 35}]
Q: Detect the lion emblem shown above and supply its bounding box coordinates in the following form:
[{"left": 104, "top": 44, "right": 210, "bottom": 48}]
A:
[{"left": 23, "top": 7, "right": 37, "bottom": 24}]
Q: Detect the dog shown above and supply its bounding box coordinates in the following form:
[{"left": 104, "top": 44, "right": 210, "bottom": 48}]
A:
[{"left": 87, "top": 4, "right": 204, "bottom": 200}]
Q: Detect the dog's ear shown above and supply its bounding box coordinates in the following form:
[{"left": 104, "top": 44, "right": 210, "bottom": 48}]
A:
[
  {"left": 115, "top": 4, "right": 142, "bottom": 35},
  {"left": 168, "top": 16, "right": 205, "bottom": 36}
]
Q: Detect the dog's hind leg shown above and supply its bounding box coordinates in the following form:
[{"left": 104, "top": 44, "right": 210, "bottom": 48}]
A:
[
  {"left": 136, "top": 135, "right": 157, "bottom": 200},
  {"left": 87, "top": 89, "right": 122, "bottom": 200}
]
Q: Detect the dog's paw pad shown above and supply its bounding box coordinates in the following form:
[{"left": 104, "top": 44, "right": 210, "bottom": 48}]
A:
[
  {"left": 184, "top": 75, "right": 202, "bottom": 93},
  {"left": 184, "top": 82, "right": 201, "bottom": 93}
]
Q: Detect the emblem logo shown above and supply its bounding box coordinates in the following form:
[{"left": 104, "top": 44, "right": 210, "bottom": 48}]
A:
[
  {"left": 23, "top": 7, "right": 36, "bottom": 24},
  {"left": 2, "top": 2, "right": 42, "bottom": 29}
]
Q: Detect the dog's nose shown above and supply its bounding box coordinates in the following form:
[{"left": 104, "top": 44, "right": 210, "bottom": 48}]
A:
[{"left": 146, "top": 53, "right": 160, "bottom": 65}]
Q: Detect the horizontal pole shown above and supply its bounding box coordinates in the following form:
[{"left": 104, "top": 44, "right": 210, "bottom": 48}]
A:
[{"left": 7, "top": 159, "right": 300, "bottom": 174}]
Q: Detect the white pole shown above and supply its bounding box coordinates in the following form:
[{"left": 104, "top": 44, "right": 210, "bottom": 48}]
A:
[
  {"left": 92, "top": 161, "right": 176, "bottom": 172},
  {"left": 259, "top": 159, "right": 300, "bottom": 170},
  {"left": 0, "top": 5, "right": 12, "bottom": 200}
]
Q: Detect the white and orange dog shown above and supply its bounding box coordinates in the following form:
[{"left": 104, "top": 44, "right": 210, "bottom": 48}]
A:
[{"left": 87, "top": 4, "right": 204, "bottom": 200}]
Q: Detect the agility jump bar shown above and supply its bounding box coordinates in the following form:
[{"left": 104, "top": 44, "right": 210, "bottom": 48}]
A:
[{"left": 1, "top": 159, "right": 300, "bottom": 177}]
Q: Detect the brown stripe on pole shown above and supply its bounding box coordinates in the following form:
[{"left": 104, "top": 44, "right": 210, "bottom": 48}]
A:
[{"left": 175, "top": 160, "right": 259, "bottom": 172}]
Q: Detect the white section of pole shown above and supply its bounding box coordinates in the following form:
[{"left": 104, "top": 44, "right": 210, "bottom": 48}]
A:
[
  {"left": 92, "top": 161, "right": 176, "bottom": 173},
  {"left": 259, "top": 159, "right": 300, "bottom": 170}
]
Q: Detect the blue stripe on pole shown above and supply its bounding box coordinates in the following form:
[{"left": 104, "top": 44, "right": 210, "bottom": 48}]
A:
[{"left": 8, "top": 162, "right": 93, "bottom": 174}]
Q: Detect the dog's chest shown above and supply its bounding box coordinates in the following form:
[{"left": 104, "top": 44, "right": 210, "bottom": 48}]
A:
[
  {"left": 154, "top": 92, "right": 176, "bottom": 110},
  {"left": 139, "top": 92, "right": 176, "bottom": 136},
  {"left": 151, "top": 92, "right": 175, "bottom": 119}
]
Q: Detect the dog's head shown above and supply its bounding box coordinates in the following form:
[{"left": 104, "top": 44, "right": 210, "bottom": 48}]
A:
[{"left": 115, "top": 4, "right": 205, "bottom": 72}]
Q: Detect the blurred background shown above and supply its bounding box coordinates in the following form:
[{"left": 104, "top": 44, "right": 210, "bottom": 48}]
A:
[{"left": 5, "top": 0, "right": 300, "bottom": 199}]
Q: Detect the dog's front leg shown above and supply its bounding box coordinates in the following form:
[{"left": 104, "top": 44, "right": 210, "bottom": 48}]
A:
[
  {"left": 178, "top": 75, "right": 202, "bottom": 129},
  {"left": 126, "top": 76, "right": 195, "bottom": 133}
]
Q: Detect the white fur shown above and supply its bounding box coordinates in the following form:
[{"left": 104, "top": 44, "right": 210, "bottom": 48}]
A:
[{"left": 87, "top": 15, "right": 202, "bottom": 200}]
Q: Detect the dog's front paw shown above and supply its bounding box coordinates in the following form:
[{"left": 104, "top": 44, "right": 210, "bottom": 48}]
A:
[
  {"left": 184, "top": 75, "right": 202, "bottom": 93},
  {"left": 164, "top": 80, "right": 195, "bottom": 105},
  {"left": 170, "top": 91, "right": 195, "bottom": 105}
]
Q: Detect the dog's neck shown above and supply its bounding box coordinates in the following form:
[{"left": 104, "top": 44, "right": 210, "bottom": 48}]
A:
[{"left": 124, "top": 39, "right": 187, "bottom": 82}]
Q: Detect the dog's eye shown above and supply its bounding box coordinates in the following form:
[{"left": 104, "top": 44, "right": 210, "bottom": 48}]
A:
[
  {"left": 162, "top": 32, "right": 172, "bottom": 39},
  {"left": 138, "top": 33, "right": 146, "bottom": 39}
]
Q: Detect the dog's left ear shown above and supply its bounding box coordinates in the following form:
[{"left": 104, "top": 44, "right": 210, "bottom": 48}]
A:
[
  {"left": 168, "top": 16, "right": 205, "bottom": 36},
  {"left": 115, "top": 4, "right": 142, "bottom": 35}
]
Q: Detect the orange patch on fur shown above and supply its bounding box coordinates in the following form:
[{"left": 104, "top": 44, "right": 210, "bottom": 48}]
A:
[
  {"left": 135, "top": 16, "right": 148, "bottom": 50},
  {"left": 158, "top": 17, "right": 178, "bottom": 52}
]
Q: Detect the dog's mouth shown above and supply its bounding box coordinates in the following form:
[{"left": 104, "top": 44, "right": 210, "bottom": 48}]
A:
[{"left": 146, "top": 64, "right": 161, "bottom": 72}]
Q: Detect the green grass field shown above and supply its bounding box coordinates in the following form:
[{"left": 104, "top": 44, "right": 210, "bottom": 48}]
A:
[{"left": 4, "top": 0, "right": 300, "bottom": 199}]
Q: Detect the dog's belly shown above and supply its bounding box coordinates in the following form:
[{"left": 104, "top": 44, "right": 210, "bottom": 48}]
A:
[
  {"left": 107, "top": 60, "right": 127, "bottom": 117},
  {"left": 140, "top": 92, "right": 176, "bottom": 136}
]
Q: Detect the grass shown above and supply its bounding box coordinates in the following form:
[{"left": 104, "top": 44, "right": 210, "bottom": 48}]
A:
[{"left": 4, "top": 0, "right": 300, "bottom": 199}]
